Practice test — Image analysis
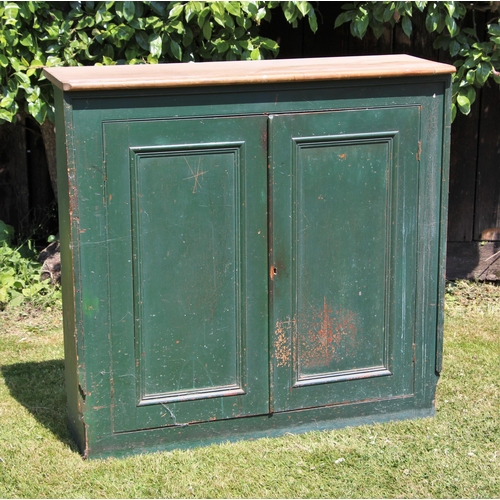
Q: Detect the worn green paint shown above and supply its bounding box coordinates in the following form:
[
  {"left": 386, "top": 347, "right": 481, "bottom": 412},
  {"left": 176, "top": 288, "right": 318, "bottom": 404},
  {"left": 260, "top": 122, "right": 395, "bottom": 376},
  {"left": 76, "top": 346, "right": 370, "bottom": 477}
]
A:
[
  {"left": 104, "top": 116, "right": 269, "bottom": 432},
  {"left": 270, "top": 107, "right": 419, "bottom": 412},
  {"left": 50, "top": 69, "right": 452, "bottom": 459}
]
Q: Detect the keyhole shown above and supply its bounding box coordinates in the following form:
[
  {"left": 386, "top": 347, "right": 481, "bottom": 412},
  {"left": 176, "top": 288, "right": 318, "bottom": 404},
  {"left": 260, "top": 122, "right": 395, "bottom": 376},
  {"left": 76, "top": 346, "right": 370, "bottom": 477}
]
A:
[{"left": 270, "top": 266, "right": 278, "bottom": 280}]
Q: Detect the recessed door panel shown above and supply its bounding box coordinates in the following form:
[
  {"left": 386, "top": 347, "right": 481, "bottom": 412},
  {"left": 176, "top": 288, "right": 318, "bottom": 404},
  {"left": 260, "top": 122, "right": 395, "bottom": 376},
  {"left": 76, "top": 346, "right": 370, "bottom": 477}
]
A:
[
  {"left": 105, "top": 116, "right": 269, "bottom": 432},
  {"left": 270, "top": 107, "right": 420, "bottom": 411}
]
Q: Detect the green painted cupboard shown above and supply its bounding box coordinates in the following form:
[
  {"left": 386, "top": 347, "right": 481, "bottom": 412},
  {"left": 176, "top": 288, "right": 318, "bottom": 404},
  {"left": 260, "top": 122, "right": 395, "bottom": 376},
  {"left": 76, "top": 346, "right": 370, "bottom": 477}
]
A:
[{"left": 44, "top": 55, "right": 455, "bottom": 459}]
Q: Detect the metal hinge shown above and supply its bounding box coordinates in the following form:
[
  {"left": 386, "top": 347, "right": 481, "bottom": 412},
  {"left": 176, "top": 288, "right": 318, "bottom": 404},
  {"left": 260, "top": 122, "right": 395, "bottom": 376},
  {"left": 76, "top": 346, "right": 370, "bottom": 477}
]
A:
[{"left": 416, "top": 141, "right": 422, "bottom": 161}]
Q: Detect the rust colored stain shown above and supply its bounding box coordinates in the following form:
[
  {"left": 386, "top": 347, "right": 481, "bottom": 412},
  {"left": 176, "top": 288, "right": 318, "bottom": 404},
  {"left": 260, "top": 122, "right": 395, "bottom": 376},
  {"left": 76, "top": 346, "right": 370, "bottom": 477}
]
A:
[
  {"left": 274, "top": 318, "right": 294, "bottom": 367},
  {"left": 338, "top": 153, "right": 347, "bottom": 160},
  {"left": 300, "top": 297, "right": 358, "bottom": 369}
]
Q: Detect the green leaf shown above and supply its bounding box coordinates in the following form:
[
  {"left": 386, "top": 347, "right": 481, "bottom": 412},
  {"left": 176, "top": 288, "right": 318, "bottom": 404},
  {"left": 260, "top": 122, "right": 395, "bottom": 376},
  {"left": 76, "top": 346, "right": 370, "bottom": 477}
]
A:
[
  {"left": 445, "top": 15, "right": 458, "bottom": 37},
  {"left": 170, "top": 39, "right": 182, "bottom": 61},
  {"left": 475, "top": 62, "right": 491, "bottom": 85},
  {"left": 463, "top": 56, "right": 475, "bottom": 69},
  {"left": 466, "top": 86, "right": 476, "bottom": 105},
  {"left": 225, "top": 2, "right": 240, "bottom": 17},
  {"left": 14, "top": 72, "right": 31, "bottom": 88},
  {"left": 28, "top": 98, "right": 47, "bottom": 124},
  {"left": 259, "top": 38, "right": 279, "bottom": 51},
  {"left": 334, "top": 12, "right": 350, "bottom": 29},
  {"left": 45, "top": 56, "right": 62, "bottom": 67},
  {"left": 211, "top": 2, "right": 225, "bottom": 19},
  {"left": 308, "top": 10, "right": 318, "bottom": 33},
  {"left": 283, "top": 3, "right": 298, "bottom": 24},
  {"left": 0, "top": 54, "right": 8, "bottom": 68},
  {"left": 185, "top": 3, "right": 196, "bottom": 22},
  {"left": 9, "top": 57, "right": 20, "bottom": 72},
  {"left": 212, "top": 11, "right": 225, "bottom": 27},
  {"left": 113, "top": 24, "right": 135, "bottom": 42},
  {"left": 425, "top": 12, "right": 438, "bottom": 33},
  {"left": 456, "top": 93, "right": 470, "bottom": 114},
  {"left": 102, "top": 56, "right": 116, "bottom": 65},
  {"left": 149, "top": 33, "right": 163, "bottom": 58},
  {"left": 135, "top": 31, "right": 149, "bottom": 51},
  {"left": 183, "top": 27, "right": 194, "bottom": 46},
  {"left": 20, "top": 33, "right": 35, "bottom": 47},
  {"left": 382, "top": 5, "right": 395, "bottom": 22},
  {"left": 352, "top": 12, "right": 369, "bottom": 39},
  {"left": 170, "top": 20, "right": 186, "bottom": 34},
  {"left": 0, "top": 221, "right": 14, "bottom": 243},
  {"left": 215, "top": 39, "right": 229, "bottom": 53},
  {"left": 465, "top": 69, "right": 475, "bottom": 85},
  {"left": 169, "top": 3, "right": 184, "bottom": 19},
  {"left": 36, "top": 99, "right": 47, "bottom": 124},
  {"left": 123, "top": 1, "right": 136, "bottom": 22},
  {"left": 223, "top": 11, "right": 235, "bottom": 28},
  {"left": 451, "top": 102, "right": 457, "bottom": 122},
  {"left": 401, "top": 15, "right": 412, "bottom": 37},
  {"left": 76, "top": 15, "right": 95, "bottom": 29},
  {"left": 9, "top": 293, "right": 24, "bottom": 307},
  {"left": 202, "top": 20, "right": 212, "bottom": 40},
  {"left": 0, "top": 94, "right": 14, "bottom": 108},
  {"left": 4, "top": 2, "right": 20, "bottom": 19},
  {"left": 250, "top": 47, "right": 261, "bottom": 60},
  {"left": 102, "top": 44, "right": 115, "bottom": 59},
  {"left": 0, "top": 107, "right": 16, "bottom": 122},
  {"left": 296, "top": 1, "right": 311, "bottom": 17},
  {"left": 243, "top": 1, "right": 258, "bottom": 16},
  {"left": 488, "top": 22, "right": 500, "bottom": 39},
  {"left": 149, "top": 1, "right": 166, "bottom": 16},
  {"left": 449, "top": 39, "right": 461, "bottom": 57},
  {"left": 197, "top": 7, "right": 211, "bottom": 28}
]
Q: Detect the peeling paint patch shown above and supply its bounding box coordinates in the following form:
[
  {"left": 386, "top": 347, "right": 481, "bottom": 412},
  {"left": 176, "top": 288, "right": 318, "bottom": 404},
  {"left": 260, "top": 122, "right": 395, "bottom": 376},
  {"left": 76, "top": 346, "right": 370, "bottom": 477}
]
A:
[
  {"left": 300, "top": 297, "right": 358, "bottom": 370},
  {"left": 274, "top": 317, "right": 294, "bottom": 367}
]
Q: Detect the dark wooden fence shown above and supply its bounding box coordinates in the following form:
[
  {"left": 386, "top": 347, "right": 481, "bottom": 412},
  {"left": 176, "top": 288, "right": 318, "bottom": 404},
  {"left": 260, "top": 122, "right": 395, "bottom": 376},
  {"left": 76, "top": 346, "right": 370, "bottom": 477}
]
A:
[{"left": 0, "top": 2, "right": 498, "bottom": 278}]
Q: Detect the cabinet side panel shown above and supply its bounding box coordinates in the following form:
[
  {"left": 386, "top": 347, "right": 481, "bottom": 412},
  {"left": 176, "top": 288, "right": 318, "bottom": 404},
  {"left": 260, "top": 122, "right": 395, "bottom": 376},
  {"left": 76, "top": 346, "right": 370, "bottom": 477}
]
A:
[
  {"left": 436, "top": 77, "right": 453, "bottom": 373},
  {"left": 55, "top": 88, "right": 87, "bottom": 454}
]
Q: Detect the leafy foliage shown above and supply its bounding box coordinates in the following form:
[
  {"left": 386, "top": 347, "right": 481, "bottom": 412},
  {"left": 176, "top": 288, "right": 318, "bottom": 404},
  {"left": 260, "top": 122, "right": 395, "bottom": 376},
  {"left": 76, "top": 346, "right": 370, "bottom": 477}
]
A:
[
  {"left": 0, "top": 222, "right": 61, "bottom": 310},
  {"left": 334, "top": 1, "right": 500, "bottom": 119},
  {"left": 0, "top": 1, "right": 317, "bottom": 125}
]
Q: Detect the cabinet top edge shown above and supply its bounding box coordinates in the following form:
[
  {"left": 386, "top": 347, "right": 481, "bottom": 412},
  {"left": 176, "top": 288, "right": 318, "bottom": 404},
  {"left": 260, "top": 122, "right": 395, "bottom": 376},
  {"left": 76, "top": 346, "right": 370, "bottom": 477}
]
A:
[{"left": 43, "top": 55, "right": 455, "bottom": 92}]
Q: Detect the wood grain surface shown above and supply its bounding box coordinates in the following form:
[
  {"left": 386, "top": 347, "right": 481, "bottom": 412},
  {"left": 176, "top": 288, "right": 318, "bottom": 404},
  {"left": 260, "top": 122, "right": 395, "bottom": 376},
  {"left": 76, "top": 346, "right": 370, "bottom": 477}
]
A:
[{"left": 43, "top": 55, "right": 455, "bottom": 91}]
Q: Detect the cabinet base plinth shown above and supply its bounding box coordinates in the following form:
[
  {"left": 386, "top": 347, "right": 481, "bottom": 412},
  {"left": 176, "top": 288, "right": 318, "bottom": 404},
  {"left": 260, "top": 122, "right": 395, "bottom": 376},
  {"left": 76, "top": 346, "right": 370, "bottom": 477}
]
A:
[{"left": 80, "top": 399, "right": 435, "bottom": 460}]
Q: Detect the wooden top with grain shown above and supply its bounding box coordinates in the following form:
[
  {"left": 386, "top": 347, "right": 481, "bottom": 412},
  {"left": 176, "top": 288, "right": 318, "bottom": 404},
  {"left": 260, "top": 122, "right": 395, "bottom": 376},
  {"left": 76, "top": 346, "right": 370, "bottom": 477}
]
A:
[{"left": 43, "top": 55, "right": 456, "bottom": 92}]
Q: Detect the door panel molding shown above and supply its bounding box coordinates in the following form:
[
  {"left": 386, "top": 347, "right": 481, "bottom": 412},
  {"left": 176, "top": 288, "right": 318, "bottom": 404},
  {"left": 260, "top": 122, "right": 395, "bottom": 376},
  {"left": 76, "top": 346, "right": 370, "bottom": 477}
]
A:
[
  {"left": 269, "top": 107, "right": 421, "bottom": 412},
  {"left": 104, "top": 116, "right": 269, "bottom": 433}
]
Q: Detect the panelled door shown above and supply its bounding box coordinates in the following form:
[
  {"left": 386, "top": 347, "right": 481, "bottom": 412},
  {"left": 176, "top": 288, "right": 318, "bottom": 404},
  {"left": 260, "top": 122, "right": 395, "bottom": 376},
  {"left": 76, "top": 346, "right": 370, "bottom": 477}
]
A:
[
  {"left": 104, "top": 106, "right": 421, "bottom": 432},
  {"left": 269, "top": 107, "right": 421, "bottom": 412},
  {"left": 105, "top": 116, "right": 269, "bottom": 432}
]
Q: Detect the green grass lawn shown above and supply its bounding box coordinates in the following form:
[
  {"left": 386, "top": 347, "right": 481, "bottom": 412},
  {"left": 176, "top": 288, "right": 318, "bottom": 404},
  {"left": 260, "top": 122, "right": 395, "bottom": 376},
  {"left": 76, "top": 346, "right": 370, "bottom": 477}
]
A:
[{"left": 0, "top": 280, "right": 498, "bottom": 498}]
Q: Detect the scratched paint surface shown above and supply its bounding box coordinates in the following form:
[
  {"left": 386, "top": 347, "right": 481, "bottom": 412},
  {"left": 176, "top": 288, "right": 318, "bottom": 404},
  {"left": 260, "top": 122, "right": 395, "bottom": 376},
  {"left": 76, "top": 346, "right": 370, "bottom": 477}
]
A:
[
  {"left": 295, "top": 138, "right": 390, "bottom": 377},
  {"left": 270, "top": 107, "right": 421, "bottom": 411},
  {"left": 133, "top": 150, "right": 239, "bottom": 397},
  {"left": 104, "top": 115, "right": 269, "bottom": 432}
]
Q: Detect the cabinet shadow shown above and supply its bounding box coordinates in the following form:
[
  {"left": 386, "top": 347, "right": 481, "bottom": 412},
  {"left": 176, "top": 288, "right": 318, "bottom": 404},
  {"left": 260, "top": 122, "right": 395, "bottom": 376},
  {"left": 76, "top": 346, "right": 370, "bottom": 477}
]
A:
[{"left": 1, "top": 359, "right": 77, "bottom": 450}]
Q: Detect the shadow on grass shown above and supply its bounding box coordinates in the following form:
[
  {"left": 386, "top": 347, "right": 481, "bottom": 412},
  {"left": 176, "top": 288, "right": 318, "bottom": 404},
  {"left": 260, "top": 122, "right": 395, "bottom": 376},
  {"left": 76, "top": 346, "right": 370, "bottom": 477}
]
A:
[{"left": 1, "top": 359, "right": 78, "bottom": 451}]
